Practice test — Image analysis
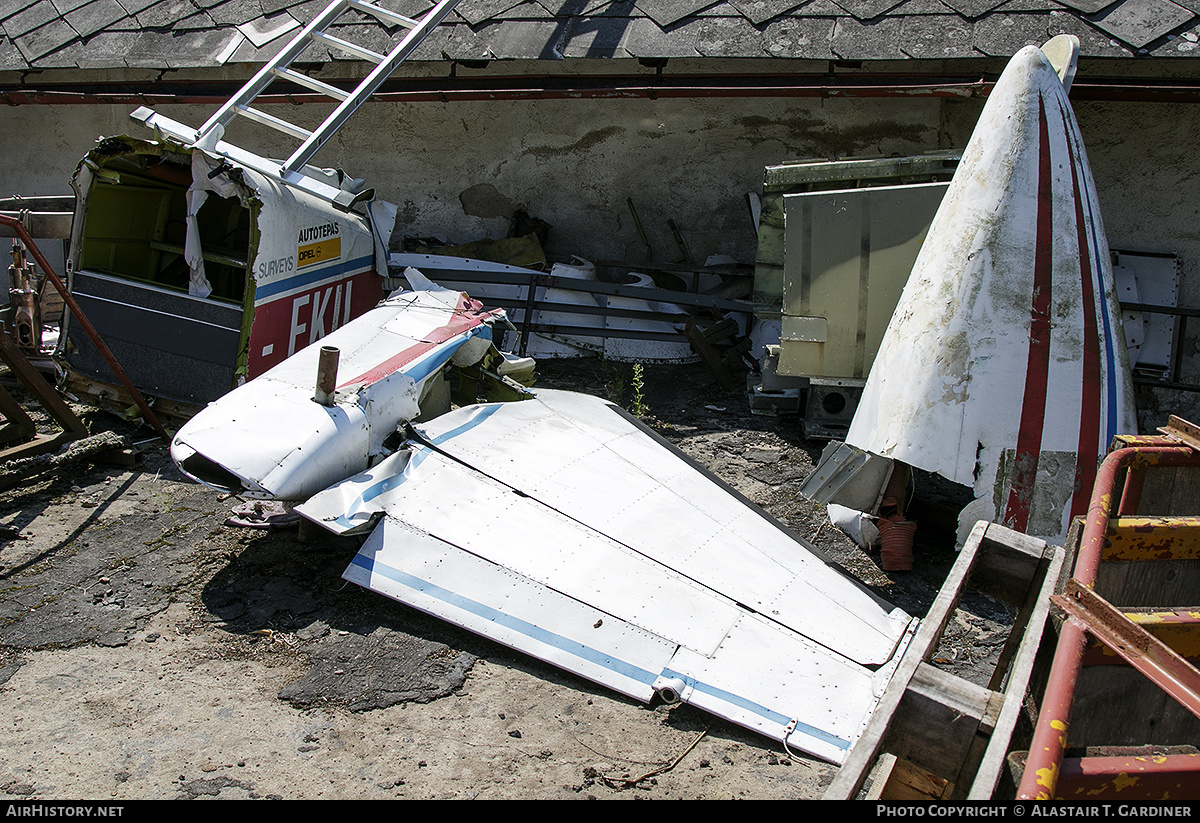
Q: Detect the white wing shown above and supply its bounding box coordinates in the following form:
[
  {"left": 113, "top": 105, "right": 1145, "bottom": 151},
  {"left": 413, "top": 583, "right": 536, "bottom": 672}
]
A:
[{"left": 300, "top": 390, "right": 915, "bottom": 764}]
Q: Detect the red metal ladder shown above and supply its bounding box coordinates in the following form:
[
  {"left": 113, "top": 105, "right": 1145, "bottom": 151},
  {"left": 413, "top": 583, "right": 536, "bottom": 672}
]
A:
[{"left": 1015, "top": 422, "right": 1200, "bottom": 800}]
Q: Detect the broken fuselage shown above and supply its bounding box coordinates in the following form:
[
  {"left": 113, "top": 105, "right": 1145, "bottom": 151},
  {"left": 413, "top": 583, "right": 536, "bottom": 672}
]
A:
[
  {"left": 836, "top": 36, "right": 1137, "bottom": 544},
  {"left": 171, "top": 272, "right": 512, "bottom": 501},
  {"left": 62, "top": 135, "right": 396, "bottom": 409}
]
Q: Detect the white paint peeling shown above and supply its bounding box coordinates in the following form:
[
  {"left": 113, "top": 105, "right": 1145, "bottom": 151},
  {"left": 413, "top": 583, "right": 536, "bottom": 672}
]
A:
[{"left": 845, "top": 37, "right": 1137, "bottom": 543}]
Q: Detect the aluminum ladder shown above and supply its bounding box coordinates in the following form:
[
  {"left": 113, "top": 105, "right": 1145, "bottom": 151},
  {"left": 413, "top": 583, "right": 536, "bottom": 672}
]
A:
[{"left": 132, "top": 0, "right": 461, "bottom": 209}]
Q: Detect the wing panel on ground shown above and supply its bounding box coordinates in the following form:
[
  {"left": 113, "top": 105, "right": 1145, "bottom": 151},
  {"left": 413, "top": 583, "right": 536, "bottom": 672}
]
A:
[
  {"left": 338, "top": 511, "right": 907, "bottom": 765},
  {"left": 300, "top": 388, "right": 918, "bottom": 762},
  {"left": 411, "top": 390, "right": 909, "bottom": 666},
  {"left": 320, "top": 445, "right": 748, "bottom": 656},
  {"left": 663, "top": 612, "right": 910, "bottom": 765},
  {"left": 344, "top": 518, "right": 676, "bottom": 702}
]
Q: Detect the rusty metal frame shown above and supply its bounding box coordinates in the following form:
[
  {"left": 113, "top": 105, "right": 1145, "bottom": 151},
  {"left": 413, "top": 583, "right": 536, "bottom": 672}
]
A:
[
  {"left": 1016, "top": 442, "right": 1200, "bottom": 799},
  {"left": 0, "top": 216, "right": 168, "bottom": 442},
  {"left": 1052, "top": 578, "right": 1200, "bottom": 719},
  {"left": 1011, "top": 749, "right": 1200, "bottom": 800},
  {"left": 0, "top": 328, "right": 87, "bottom": 461}
]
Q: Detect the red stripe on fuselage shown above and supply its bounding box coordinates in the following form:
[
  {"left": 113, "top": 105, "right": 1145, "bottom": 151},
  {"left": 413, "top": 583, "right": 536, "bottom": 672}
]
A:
[
  {"left": 338, "top": 293, "right": 503, "bottom": 388},
  {"left": 1065, "top": 115, "right": 1103, "bottom": 520},
  {"left": 248, "top": 269, "right": 383, "bottom": 377},
  {"left": 1003, "top": 98, "right": 1055, "bottom": 533}
]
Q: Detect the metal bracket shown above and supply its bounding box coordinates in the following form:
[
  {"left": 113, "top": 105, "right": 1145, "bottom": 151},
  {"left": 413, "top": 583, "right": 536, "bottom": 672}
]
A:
[{"left": 1051, "top": 578, "right": 1200, "bottom": 720}]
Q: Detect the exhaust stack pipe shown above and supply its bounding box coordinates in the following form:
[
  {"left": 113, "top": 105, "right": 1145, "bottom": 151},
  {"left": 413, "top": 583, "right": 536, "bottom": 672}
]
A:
[{"left": 314, "top": 345, "right": 339, "bottom": 406}]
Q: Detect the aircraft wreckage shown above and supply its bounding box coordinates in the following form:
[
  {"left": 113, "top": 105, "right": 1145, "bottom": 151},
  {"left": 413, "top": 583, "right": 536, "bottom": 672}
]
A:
[
  {"left": 172, "top": 268, "right": 916, "bottom": 764},
  {"left": 32, "top": 0, "right": 925, "bottom": 764},
  {"left": 159, "top": 29, "right": 1125, "bottom": 766},
  {"left": 801, "top": 35, "right": 1137, "bottom": 549}
]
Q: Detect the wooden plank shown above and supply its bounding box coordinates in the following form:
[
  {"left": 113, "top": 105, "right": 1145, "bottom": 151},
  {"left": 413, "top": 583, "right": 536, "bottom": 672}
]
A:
[
  {"left": 0, "top": 430, "right": 73, "bottom": 463},
  {"left": 0, "top": 381, "right": 37, "bottom": 443},
  {"left": 825, "top": 521, "right": 989, "bottom": 798},
  {"left": 700, "top": 317, "right": 738, "bottom": 342},
  {"left": 885, "top": 662, "right": 997, "bottom": 778},
  {"left": 968, "top": 542, "right": 1067, "bottom": 798},
  {"left": 862, "top": 753, "right": 897, "bottom": 800},
  {"left": 827, "top": 522, "right": 1057, "bottom": 799},
  {"left": 0, "top": 331, "right": 85, "bottom": 437},
  {"left": 684, "top": 318, "right": 738, "bottom": 393},
  {"left": 1098, "top": 559, "right": 1200, "bottom": 608},
  {"left": 868, "top": 754, "right": 954, "bottom": 801},
  {"left": 1069, "top": 665, "right": 1200, "bottom": 748},
  {"left": 1135, "top": 465, "right": 1179, "bottom": 517},
  {"left": 975, "top": 526, "right": 1051, "bottom": 605},
  {"left": 1166, "top": 465, "right": 1200, "bottom": 514}
]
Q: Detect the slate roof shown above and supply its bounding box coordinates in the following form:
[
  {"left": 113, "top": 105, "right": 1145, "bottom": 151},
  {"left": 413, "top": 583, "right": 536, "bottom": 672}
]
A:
[{"left": 2, "top": 0, "right": 1199, "bottom": 71}]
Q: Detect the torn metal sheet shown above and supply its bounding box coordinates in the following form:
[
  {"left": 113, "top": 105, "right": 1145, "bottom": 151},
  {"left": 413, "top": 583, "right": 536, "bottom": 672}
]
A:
[
  {"left": 171, "top": 269, "right": 509, "bottom": 500},
  {"left": 799, "top": 440, "right": 895, "bottom": 515},
  {"left": 64, "top": 136, "right": 396, "bottom": 407},
  {"left": 834, "top": 35, "right": 1136, "bottom": 543},
  {"left": 1113, "top": 249, "right": 1180, "bottom": 380},
  {"left": 298, "top": 389, "right": 915, "bottom": 764}
]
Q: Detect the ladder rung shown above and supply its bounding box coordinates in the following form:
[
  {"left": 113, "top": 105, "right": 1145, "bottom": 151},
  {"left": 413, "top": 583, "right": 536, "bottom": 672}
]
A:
[
  {"left": 1103, "top": 516, "right": 1200, "bottom": 561},
  {"left": 347, "top": 0, "right": 419, "bottom": 29},
  {"left": 272, "top": 66, "right": 350, "bottom": 100},
  {"left": 234, "top": 104, "right": 314, "bottom": 141},
  {"left": 310, "top": 30, "right": 386, "bottom": 64},
  {"left": 163, "top": 0, "right": 463, "bottom": 208}
]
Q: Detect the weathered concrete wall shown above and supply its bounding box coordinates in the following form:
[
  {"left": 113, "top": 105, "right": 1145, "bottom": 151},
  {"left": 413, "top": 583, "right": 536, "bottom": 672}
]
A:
[
  {"left": 3, "top": 104, "right": 133, "bottom": 196},
  {"left": 1078, "top": 100, "right": 1200, "bottom": 430},
  {"left": 4, "top": 85, "right": 1199, "bottom": 424},
  {"left": 1, "top": 93, "right": 940, "bottom": 263},
  {"left": 331, "top": 96, "right": 937, "bottom": 264}
]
